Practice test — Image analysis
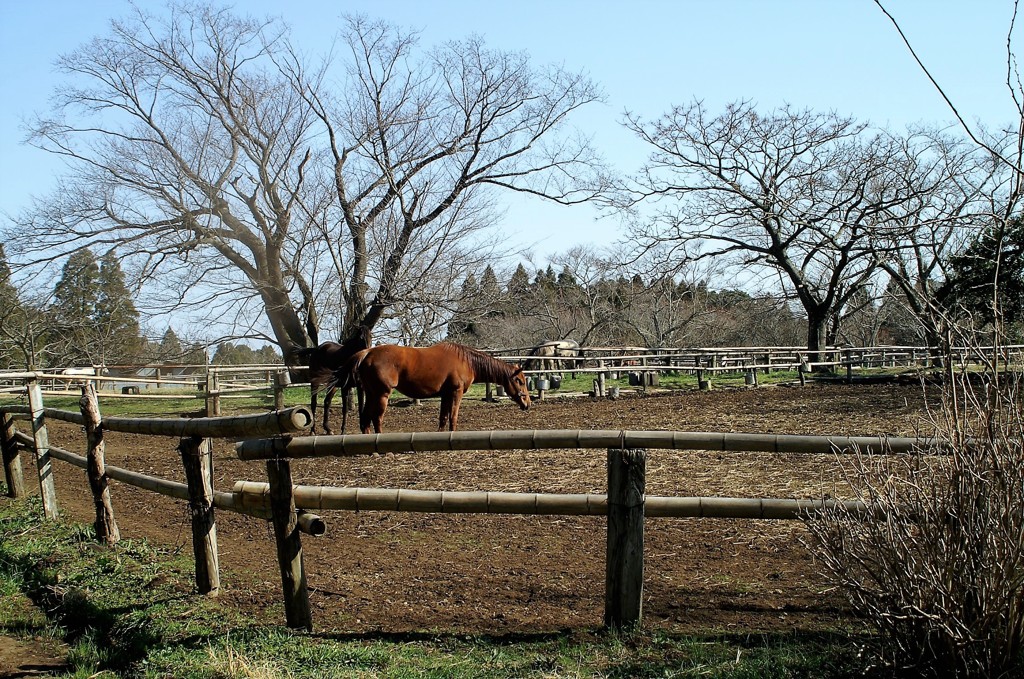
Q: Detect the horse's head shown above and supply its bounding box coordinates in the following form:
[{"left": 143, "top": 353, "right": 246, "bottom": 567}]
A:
[{"left": 504, "top": 366, "right": 532, "bottom": 411}]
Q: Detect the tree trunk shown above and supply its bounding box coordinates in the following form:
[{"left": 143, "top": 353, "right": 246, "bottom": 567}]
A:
[
  {"left": 806, "top": 312, "right": 829, "bottom": 370},
  {"left": 262, "top": 287, "right": 314, "bottom": 364},
  {"left": 923, "top": 323, "right": 949, "bottom": 369}
]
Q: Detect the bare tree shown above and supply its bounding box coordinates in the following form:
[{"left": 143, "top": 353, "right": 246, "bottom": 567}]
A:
[
  {"left": 284, "top": 16, "right": 607, "bottom": 341},
  {"left": 540, "top": 246, "right": 620, "bottom": 345},
  {"left": 4, "top": 5, "right": 605, "bottom": 357},
  {"left": 867, "top": 127, "right": 1007, "bottom": 360},
  {"left": 6, "top": 5, "right": 323, "bottom": 354},
  {"left": 619, "top": 101, "right": 917, "bottom": 361}
]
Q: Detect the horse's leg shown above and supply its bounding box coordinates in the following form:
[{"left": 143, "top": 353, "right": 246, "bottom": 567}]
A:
[
  {"left": 357, "top": 387, "right": 364, "bottom": 428},
  {"left": 372, "top": 393, "right": 389, "bottom": 434},
  {"left": 340, "top": 385, "right": 350, "bottom": 434},
  {"left": 363, "top": 393, "right": 389, "bottom": 434},
  {"left": 449, "top": 389, "right": 464, "bottom": 431},
  {"left": 322, "top": 385, "right": 337, "bottom": 435},
  {"left": 437, "top": 392, "right": 453, "bottom": 431},
  {"left": 308, "top": 383, "right": 319, "bottom": 434}
]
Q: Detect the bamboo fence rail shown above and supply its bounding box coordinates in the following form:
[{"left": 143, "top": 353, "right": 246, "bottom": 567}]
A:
[
  {"left": 3, "top": 405, "right": 311, "bottom": 437},
  {"left": 236, "top": 428, "right": 939, "bottom": 461},
  {"left": 9, "top": 430, "right": 325, "bottom": 534},
  {"left": 231, "top": 481, "right": 873, "bottom": 520}
]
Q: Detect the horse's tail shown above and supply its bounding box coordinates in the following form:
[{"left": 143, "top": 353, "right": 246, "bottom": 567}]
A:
[
  {"left": 290, "top": 344, "right": 316, "bottom": 360},
  {"left": 327, "top": 349, "right": 366, "bottom": 389},
  {"left": 335, "top": 349, "right": 370, "bottom": 433}
]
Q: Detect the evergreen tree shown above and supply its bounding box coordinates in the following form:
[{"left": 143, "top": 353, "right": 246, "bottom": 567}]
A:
[
  {"left": 50, "top": 249, "right": 102, "bottom": 364},
  {"left": 507, "top": 264, "right": 531, "bottom": 297},
  {"left": 95, "top": 253, "right": 143, "bottom": 361},
  {"left": 447, "top": 273, "right": 480, "bottom": 341},
  {"left": 479, "top": 266, "right": 503, "bottom": 314},
  {"left": 939, "top": 217, "right": 1024, "bottom": 331},
  {"left": 0, "top": 245, "right": 24, "bottom": 367},
  {"left": 212, "top": 342, "right": 281, "bottom": 365},
  {"left": 48, "top": 249, "right": 144, "bottom": 364},
  {"left": 253, "top": 345, "right": 281, "bottom": 363},
  {"left": 159, "top": 328, "right": 183, "bottom": 360},
  {"left": 534, "top": 266, "right": 558, "bottom": 291},
  {"left": 212, "top": 342, "right": 244, "bottom": 365},
  {"left": 556, "top": 266, "right": 578, "bottom": 289}
]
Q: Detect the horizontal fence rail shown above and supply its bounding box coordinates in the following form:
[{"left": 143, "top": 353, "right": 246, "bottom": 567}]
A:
[
  {"left": 236, "top": 429, "right": 941, "bottom": 460},
  {"left": 7, "top": 429, "right": 322, "bottom": 531},
  {"left": 4, "top": 342, "right": 1023, "bottom": 402},
  {"left": 3, "top": 405, "right": 312, "bottom": 438},
  {"left": 232, "top": 481, "right": 874, "bottom": 520}
]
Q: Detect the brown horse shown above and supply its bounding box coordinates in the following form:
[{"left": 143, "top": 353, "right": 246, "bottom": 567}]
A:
[
  {"left": 347, "top": 342, "right": 531, "bottom": 433},
  {"left": 290, "top": 326, "right": 371, "bottom": 434}
]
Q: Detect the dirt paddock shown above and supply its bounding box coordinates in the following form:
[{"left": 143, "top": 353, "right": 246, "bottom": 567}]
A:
[{"left": 29, "top": 382, "right": 937, "bottom": 634}]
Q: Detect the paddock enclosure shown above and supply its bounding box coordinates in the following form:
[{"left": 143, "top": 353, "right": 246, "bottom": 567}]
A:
[{"left": 1, "top": 381, "right": 937, "bottom": 634}]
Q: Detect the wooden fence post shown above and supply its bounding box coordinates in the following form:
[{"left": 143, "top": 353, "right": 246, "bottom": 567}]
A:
[
  {"left": 205, "top": 368, "right": 221, "bottom": 416},
  {"left": 1, "top": 411, "right": 25, "bottom": 498},
  {"left": 26, "top": 379, "right": 58, "bottom": 520},
  {"left": 605, "top": 447, "right": 646, "bottom": 629},
  {"left": 697, "top": 368, "right": 710, "bottom": 391},
  {"left": 273, "top": 371, "right": 289, "bottom": 410},
  {"left": 845, "top": 349, "right": 853, "bottom": 384},
  {"left": 267, "top": 457, "right": 312, "bottom": 631},
  {"left": 80, "top": 384, "right": 119, "bottom": 546},
  {"left": 179, "top": 435, "right": 220, "bottom": 595}
]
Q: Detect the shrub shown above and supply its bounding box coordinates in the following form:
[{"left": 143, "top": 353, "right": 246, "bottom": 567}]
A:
[{"left": 805, "top": 366, "right": 1024, "bottom": 676}]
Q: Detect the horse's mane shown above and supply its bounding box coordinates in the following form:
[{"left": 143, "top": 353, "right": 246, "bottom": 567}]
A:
[{"left": 444, "top": 343, "right": 518, "bottom": 382}]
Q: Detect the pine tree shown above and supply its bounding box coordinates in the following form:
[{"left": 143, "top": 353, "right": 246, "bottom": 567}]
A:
[
  {"left": 159, "top": 328, "right": 183, "bottom": 360},
  {"left": 479, "top": 266, "right": 503, "bottom": 315},
  {"left": 212, "top": 342, "right": 243, "bottom": 365},
  {"left": 50, "top": 249, "right": 102, "bottom": 364},
  {"left": 48, "top": 249, "right": 144, "bottom": 364},
  {"left": 447, "top": 273, "right": 480, "bottom": 341},
  {"left": 95, "top": 253, "right": 143, "bottom": 361},
  {"left": 508, "top": 264, "right": 531, "bottom": 297},
  {"left": 939, "top": 216, "right": 1024, "bottom": 330},
  {"left": 0, "top": 245, "right": 24, "bottom": 367}
]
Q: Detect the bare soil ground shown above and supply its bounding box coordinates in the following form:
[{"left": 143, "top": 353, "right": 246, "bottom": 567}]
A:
[{"left": 26, "top": 382, "right": 937, "bottom": 635}]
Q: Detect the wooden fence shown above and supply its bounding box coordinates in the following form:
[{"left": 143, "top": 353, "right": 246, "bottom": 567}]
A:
[
  {"left": 230, "top": 429, "right": 939, "bottom": 631},
  {"left": 0, "top": 373, "right": 943, "bottom": 632},
  {"left": 4, "top": 343, "right": 1022, "bottom": 408},
  {"left": 0, "top": 376, "right": 318, "bottom": 599}
]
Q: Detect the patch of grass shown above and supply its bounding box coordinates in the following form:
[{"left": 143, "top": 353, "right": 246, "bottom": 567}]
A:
[{"left": 0, "top": 494, "right": 876, "bottom": 677}]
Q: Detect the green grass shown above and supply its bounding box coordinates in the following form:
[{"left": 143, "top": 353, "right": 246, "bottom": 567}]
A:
[{"left": 0, "top": 496, "right": 875, "bottom": 677}]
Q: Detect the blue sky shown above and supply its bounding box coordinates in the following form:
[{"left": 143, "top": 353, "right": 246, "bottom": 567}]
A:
[{"left": 1, "top": 0, "right": 1018, "bottom": 261}]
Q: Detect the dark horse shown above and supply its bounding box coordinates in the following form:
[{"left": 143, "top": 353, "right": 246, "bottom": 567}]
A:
[
  {"left": 345, "top": 342, "right": 531, "bottom": 433},
  {"left": 290, "top": 326, "right": 371, "bottom": 434}
]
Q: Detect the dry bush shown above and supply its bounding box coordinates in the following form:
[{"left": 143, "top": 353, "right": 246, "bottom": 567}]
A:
[{"left": 805, "top": 364, "right": 1024, "bottom": 676}]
